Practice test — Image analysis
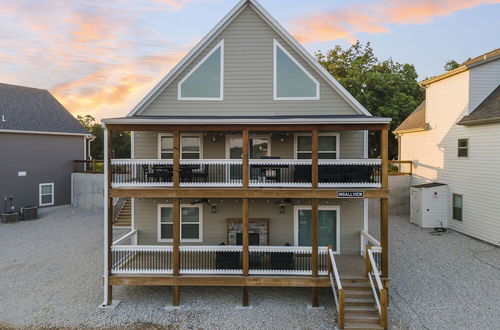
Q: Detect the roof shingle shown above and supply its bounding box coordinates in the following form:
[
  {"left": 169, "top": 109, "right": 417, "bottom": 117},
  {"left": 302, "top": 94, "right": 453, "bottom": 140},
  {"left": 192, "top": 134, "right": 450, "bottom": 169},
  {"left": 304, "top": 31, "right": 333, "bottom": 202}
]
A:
[
  {"left": 0, "top": 83, "right": 88, "bottom": 135},
  {"left": 394, "top": 102, "right": 428, "bottom": 133},
  {"left": 458, "top": 85, "right": 500, "bottom": 126}
]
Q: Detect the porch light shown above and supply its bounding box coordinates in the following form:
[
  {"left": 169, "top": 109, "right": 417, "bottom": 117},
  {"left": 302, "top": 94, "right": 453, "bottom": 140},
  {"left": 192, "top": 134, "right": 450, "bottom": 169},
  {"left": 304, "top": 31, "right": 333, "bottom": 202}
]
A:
[
  {"left": 211, "top": 134, "right": 217, "bottom": 143},
  {"left": 211, "top": 204, "right": 217, "bottom": 213},
  {"left": 280, "top": 204, "right": 285, "bottom": 214},
  {"left": 280, "top": 134, "right": 285, "bottom": 143}
]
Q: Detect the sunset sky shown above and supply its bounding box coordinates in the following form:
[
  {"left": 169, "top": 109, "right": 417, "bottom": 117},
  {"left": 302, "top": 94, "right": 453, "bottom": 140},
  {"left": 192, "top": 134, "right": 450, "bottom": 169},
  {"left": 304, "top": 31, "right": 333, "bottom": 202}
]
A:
[{"left": 0, "top": 0, "right": 499, "bottom": 120}]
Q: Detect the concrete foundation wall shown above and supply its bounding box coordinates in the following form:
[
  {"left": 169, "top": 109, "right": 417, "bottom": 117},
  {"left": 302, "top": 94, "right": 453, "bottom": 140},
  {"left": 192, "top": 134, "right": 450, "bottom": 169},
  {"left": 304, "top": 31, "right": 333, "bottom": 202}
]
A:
[
  {"left": 72, "top": 173, "right": 104, "bottom": 211},
  {"left": 369, "top": 175, "right": 411, "bottom": 217}
]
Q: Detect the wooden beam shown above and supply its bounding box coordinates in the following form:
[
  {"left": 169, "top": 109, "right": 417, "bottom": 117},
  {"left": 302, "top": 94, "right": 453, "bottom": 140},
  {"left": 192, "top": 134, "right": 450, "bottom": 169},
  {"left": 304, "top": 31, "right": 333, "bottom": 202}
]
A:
[
  {"left": 380, "top": 289, "right": 388, "bottom": 329},
  {"left": 242, "top": 287, "right": 249, "bottom": 307},
  {"left": 311, "top": 129, "right": 319, "bottom": 189},
  {"left": 338, "top": 289, "right": 345, "bottom": 328},
  {"left": 242, "top": 198, "right": 249, "bottom": 276},
  {"left": 311, "top": 198, "right": 319, "bottom": 278},
  {"left": 173, "top": 131, "right": 180, "bottom": 189},
  {"left": 242, "top": 130, "right": 249, "bottom": 189},
  {"left": 380, "top": 198, "right": 389, "bottom": 278},
  {"left": 381, "top": 129, "right": 389, "bottom": 189},
  {"left": 312, "top": 287, "right": 319, "bottom": 308},
  {"left": 173, "top": 198, "right": 180, "bottom": 276},
  {"left": 110, "top": 188, "right": 390, "bottom": 199},
  {"left": 106, "top": 123, "right": 390, "bottom": 133},
  {"left": 109, "top": 275, "right": 332, "bottom": 287}
]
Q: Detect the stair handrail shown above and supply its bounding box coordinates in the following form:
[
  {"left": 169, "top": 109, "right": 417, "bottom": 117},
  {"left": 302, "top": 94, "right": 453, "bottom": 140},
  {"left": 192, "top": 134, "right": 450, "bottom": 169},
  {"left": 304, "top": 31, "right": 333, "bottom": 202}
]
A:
[
  {"left": 328, "top": 246, "right": 345, "bottom": 328},
  {"left": 367, "top": 246, "right": 388, "bottom": 328}
]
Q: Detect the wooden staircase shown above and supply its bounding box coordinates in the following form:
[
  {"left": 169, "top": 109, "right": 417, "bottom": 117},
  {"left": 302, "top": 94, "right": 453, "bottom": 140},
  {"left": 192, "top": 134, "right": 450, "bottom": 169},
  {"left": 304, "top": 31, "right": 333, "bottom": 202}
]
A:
[
  {"left": 342, "top": 278, "right": 384, "bottom": 330},
  {"left": 113, "top": 198, "right": 132, "bottom": 227}
]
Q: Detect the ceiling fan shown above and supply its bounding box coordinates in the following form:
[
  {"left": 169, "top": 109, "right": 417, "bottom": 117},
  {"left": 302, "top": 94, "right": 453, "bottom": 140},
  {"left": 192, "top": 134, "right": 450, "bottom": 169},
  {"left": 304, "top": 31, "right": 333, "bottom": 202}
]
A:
[{"left": 191, "top": 198, "right": 213, "bottom": 206}]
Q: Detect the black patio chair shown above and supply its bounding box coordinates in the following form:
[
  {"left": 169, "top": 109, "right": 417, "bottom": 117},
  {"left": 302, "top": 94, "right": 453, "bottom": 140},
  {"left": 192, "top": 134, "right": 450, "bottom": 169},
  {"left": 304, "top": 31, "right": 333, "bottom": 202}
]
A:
[{"left": 191, "top": 164, "right": 209, "bottom": 183}]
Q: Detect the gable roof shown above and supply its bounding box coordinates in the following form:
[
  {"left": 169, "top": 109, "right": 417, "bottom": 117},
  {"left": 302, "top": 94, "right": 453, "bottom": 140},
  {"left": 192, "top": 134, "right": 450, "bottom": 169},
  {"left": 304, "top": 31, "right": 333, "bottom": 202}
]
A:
[
  {"left": 458, "top": 85, "right": 500, "bottom": 126},
  {"left": 127, "top": 0, "right": 371, "bottom": 117},
  {"left": 394, "top": 102, "right": 428, "bottom": 134},
  {"left": 420, "top": 48, "right": 500, "bottom": 87},
  {"left": 0, "top": 83, "right": 89, "bottom": 136}
]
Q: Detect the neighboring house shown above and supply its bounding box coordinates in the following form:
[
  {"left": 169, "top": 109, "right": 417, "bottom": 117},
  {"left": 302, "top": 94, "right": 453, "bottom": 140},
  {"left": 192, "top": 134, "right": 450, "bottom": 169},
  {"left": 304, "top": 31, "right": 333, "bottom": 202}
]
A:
[
  {"left": 0, "top": 83, "right": 90, "bottom": 212},
  {"left": 102, "top": 1, "right": 391, "bottom": 328},
  {"left": 395, "top": 49, "right": 500, "bottom": 246}
]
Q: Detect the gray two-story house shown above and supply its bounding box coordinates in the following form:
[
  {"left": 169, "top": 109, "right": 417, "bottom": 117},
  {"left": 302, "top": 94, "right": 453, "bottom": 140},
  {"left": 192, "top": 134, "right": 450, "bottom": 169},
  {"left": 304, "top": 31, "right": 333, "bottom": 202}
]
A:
[
  {"left": 102, "top": 1, "right": 391, "bottom": 328},
  {"left": 0, "top": 83, "right": 90, "bottom": 215}
]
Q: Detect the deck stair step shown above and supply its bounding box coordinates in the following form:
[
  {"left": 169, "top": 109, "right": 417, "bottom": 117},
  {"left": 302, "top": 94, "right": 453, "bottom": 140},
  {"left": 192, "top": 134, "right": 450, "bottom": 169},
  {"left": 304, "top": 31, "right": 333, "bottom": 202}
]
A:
[
  {"left": 345, "top": 297, "right": 376, "bottom": 306},
  {"left": 345, "top": 314, "right": 380, "bottom": 324},
  {"left": 344, "top": 322, "right": 384, "bottom": 330},
  {"left": 114, "top": 198, "right": 132, "bottom": 227},
  {"left": 345, "top": 306, "right": 378, "bottom": 315}
]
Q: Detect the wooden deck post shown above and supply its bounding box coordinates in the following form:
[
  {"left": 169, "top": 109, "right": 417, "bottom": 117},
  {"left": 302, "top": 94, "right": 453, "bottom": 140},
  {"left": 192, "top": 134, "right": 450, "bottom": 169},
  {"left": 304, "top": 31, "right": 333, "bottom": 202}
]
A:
[
  {"left": 365, "top": 245, "right": 372, "bottom": 276},
  {"left": 173, "top": 130, "right": 180, "bottom": 189},
  {"left": 311, "top": 129, "right": 319, "bottom": 189},
  {"left": 172, "top": 198, "right": 180, "bottom": 306},
  {"left": 338, "top": 289, "right": 345, "bottom": 328},
  {"left": 311, "top": 198, "right": 319, "bottom": 307},
  {"left": 242, "top": 129, "right": 249, "bottom": 189},
  {"left": 380, "top": 128, "right": 389, "bottom": 278},
  {"left": 105, "top": 127, "right": 113, "bottom": 305},
  {"left": 242, "top": 198, "right": 249, "bottom": 306},
  {"left": 380, "top": 288, "right": 388, "bottom": 329}
]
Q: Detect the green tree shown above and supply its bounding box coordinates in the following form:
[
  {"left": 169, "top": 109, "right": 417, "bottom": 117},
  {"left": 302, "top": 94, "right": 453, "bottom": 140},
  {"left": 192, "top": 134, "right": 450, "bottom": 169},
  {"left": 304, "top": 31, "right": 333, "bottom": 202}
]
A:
[
  {"left": 444, "top": 60, "right": 460, "bottom": 71},
  {"left": 77, "top": 115, "right": 130, "bottom": 159},
  {"left": 316, "top": 42, "right": 425, "bottom": 158}
]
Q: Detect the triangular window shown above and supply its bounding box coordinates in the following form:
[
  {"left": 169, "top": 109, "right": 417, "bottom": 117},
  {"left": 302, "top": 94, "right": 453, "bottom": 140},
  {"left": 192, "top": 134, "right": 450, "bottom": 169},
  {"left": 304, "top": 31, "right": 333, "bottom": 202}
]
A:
[
  {"left": 274, "top": 40, "right": 319, "bottom": 100},
  {"left": 178, "top": 40, "right": 224, "bottom": 100}
]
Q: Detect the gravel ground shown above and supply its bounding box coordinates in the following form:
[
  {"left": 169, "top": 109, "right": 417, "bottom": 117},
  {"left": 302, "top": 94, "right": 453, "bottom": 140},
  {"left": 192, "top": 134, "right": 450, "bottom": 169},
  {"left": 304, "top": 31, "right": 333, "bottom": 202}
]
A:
[
  {"left": 0, "top": 206, "right": 336, "bottom": 329},
  {"left": 1, "top": 206, "right": 499, "bottom": 329},
  {"left": 369, "top": 213, "right": 500, "bottom": 330}
]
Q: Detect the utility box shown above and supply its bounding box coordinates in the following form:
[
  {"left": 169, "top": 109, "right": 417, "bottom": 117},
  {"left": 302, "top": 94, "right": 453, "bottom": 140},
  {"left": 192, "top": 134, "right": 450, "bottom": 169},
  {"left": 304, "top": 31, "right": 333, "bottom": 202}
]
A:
[{"left": 410, "top": 183, "right": 448, "bottom": 228}]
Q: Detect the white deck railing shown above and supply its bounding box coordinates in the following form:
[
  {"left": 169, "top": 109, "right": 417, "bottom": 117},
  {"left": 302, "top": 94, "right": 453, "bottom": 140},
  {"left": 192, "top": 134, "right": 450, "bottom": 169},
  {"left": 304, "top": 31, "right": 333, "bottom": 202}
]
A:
[
  {"left": 367, "top": 246, "right": 385, "bottom": 316},
  {"left": 328, "top": 247, "right": 345, "bottom": 327},
  {"left": 111, "top": 158, "right": 382, "bottom": 188},
  {"left": 111, "top": 243, "right": 329, "bottom": 276}
]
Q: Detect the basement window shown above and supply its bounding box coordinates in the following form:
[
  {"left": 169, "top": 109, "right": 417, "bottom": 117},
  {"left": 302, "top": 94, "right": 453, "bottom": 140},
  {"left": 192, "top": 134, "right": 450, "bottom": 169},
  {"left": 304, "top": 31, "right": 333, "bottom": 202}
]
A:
[{"left": 39, "top": 183, "right": 54, "bottom": 206}]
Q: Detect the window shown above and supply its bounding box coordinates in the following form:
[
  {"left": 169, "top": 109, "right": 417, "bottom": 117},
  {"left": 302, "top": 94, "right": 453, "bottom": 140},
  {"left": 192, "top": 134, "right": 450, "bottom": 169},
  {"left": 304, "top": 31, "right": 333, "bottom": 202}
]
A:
[
  {"left": 458, "top": 138, "right": 468, "bottom": 158},
  {"left": 158, "top": 134, "right": 202, "bottom": 159},
  {"left": 39, "top": 183, "right": 54, "bottom": 206},
  {"left": 294, "top": 206, "right": 340, "bottom": 252},
  {"left": 453, "top": 194, "right": 463, "bottom": 221},
  {"left": 273, "top": 40, "right": 319, "bottom": 100},
  {"left": 158, "top": 204, "right": 203, "bottom": 242},
  {"left": 294, "top": 133, "right": 339, "bottom": 159},
  {"left": 225, "top": 135, "right": 271, "bottom": 159},
  {"left": 178, "top": 40, "right": 224, "bottom": 100}
]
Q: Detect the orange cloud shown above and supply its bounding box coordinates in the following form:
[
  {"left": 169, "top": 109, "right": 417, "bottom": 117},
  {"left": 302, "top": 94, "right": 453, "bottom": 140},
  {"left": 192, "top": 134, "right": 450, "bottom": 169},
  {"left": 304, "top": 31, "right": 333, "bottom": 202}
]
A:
[
  {"left": 156, "top": 0, "right": 193, "bottom": 11},
  {"left": 291, "top": 0, "right": 500, "bottom": 43},
  {"left": 51, "top": 50, "right": 188, "bottom": 119}
]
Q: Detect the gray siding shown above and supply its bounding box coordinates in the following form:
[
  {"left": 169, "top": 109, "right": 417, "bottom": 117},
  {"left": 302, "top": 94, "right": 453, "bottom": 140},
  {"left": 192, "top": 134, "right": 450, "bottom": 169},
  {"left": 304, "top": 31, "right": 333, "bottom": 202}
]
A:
[
  {"left": 139, "top": 6, "right": 359, "bottom": 117},
  {"left": 134, "top": 198, "right": 364, "bottom": 255},
  {"left": 0, "top": 133, "right": 84, "bottom": 210},
  {"left": 133, "top": 130, "right": 365, "bottom": 159}
]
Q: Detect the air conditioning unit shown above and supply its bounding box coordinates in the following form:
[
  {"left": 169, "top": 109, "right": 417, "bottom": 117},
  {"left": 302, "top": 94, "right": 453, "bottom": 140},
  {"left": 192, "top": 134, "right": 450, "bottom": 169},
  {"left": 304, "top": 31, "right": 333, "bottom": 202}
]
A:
[{"left": 410, "top": 183, "right": 448, "bottom": 229}]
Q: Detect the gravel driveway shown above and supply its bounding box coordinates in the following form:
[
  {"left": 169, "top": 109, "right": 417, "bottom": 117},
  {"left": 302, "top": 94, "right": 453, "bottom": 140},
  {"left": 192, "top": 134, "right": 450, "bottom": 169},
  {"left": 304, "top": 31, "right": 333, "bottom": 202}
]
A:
[
  {"left": 370, "top": 213, "right": 500, "bottom": 330},
  {"left": 0, "top": 206, "right": 335, "bottom": 329},
  {"left": 1, "top": 206, "right": 499, "bottom": 329}
]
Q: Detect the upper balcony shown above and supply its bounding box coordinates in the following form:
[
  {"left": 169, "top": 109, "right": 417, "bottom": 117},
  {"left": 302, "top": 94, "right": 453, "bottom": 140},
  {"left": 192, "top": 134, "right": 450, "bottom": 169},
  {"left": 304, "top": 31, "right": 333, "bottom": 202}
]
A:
[{"left": 111, "top": 158, "right": 382, "bottom": 189}]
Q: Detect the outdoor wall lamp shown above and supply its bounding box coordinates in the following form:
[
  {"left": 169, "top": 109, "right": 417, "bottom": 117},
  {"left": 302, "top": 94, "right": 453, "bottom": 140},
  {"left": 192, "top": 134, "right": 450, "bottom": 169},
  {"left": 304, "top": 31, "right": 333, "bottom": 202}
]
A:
[
  {"left": 211, "top": 204, "right": 217, "bottom": 213},
  {"left": 279, "top": 204, "right": 285, "bottom": 214}
]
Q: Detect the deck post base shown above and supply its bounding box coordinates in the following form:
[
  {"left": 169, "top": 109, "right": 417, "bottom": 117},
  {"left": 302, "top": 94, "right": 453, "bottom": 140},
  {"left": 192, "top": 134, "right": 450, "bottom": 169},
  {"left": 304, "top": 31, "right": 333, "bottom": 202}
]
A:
[
  {"left": 172, "top": 285, "right": 180, "bottom": 306},
  {"left": 311, "top": 287, "right": 319, "bottom": 307},
  {"left": 242, "top": 287, "right": 249, "bottom": 307},
  {"left": 99, "top": 300, "right": 121, "bottom": 310},
  {"left": 307, "top": 304, "right": 325, "bottom": 311}
]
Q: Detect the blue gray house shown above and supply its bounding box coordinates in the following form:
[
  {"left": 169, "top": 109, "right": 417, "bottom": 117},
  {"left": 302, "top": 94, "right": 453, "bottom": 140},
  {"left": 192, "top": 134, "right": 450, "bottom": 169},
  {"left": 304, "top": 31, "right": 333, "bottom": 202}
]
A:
[{"left": 0, "top": 83, "right": 90, "bottom": 213}]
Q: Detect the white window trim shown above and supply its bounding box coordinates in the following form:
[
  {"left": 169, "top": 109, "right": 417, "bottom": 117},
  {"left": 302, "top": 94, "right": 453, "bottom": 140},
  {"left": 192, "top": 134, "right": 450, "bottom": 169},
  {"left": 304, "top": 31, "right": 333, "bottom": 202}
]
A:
[
  {"left": 157, "top": 203, "right": 203, "bottom": 243},
  {"left": 224, "top": 134, "right": 272, "bottom": 159},
  {"left": 178, "top": 39, "right": 224, "bottom": 101},
  {"left": 293, "top": 205, "right": 340, "bottom": 253},
  {"left": 157, "top": 133, "right": 204, "bottom": 159},
  {"left": 39, "top": 183, "right": 54, "bottom": 207},
  {"left": 273, "top": 39, "right": 320, "bottom": 101},
  {"left": 293, "top": 132, "right": 340, "bottom": 159},
  {"left": 457, "top": 137, "right": 469, "bottom": 159}
]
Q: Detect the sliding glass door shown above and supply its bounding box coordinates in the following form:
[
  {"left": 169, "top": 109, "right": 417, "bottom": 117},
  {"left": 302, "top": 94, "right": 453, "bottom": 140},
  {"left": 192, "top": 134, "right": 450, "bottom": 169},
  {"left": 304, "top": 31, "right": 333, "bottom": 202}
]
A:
[{"left": 295, "top": 206, "right": 339, "bottom": 251}]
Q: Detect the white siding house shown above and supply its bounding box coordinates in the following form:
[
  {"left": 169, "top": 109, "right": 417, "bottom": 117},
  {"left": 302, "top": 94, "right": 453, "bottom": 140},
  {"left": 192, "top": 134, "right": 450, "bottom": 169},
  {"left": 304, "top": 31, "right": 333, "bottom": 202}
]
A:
[{"left": 396, "top": 49, "right": 500, "bottom": 246}]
